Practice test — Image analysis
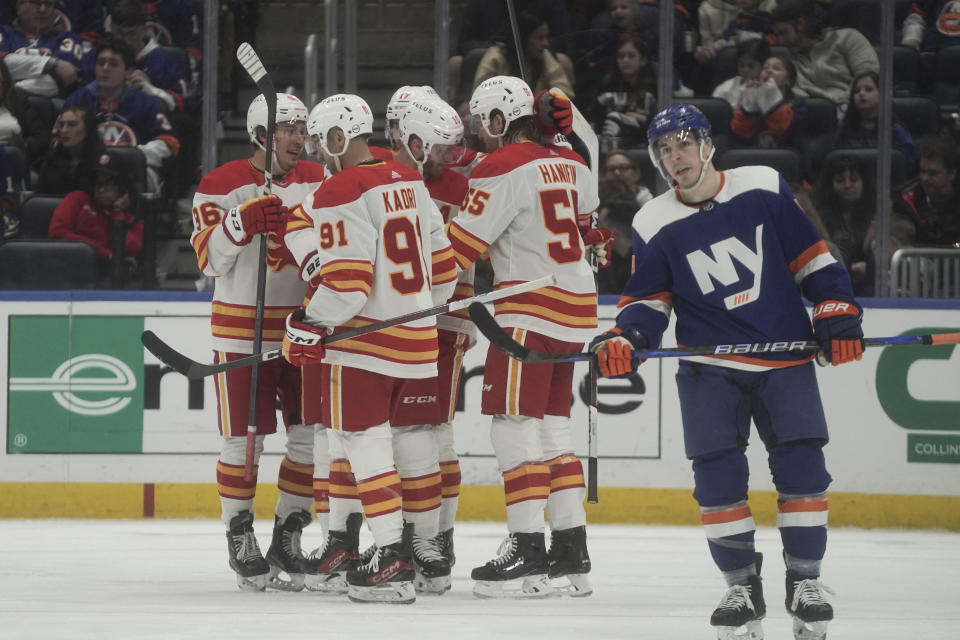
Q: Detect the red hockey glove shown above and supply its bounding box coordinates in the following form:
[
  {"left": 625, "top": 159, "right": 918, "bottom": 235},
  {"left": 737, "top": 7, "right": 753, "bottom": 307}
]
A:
[
  {"left": 588, "top": 327, "right": 647, "bottom": 378},
  {"left": 222, "top": 194, "right": 287, "bottom": 246},
  {"left": 282, "top": 309, "right": 329, "bottom": 367},
  {"left": 581, "top": 227, "right": 614, "bottom": 268},
  {"left": 534, "top": 88, "right": 574, "bottom": 137},
  {"left": 812, "top": 299, "right": 864, "bottom": 366}
]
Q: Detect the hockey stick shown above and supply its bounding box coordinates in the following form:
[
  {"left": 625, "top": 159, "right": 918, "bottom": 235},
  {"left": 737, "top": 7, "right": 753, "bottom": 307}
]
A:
[
  {"left": 141, "top": 275, "right": 558, "bottom": 379},
  {"left": 236, "top": 42, "right": 275, "bottom": 481},
  {"left": 469, "top": 302, "right": 960, "bottom": 363}
]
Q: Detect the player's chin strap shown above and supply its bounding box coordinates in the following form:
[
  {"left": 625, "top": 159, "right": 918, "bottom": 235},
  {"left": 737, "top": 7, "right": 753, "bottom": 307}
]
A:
[{"left": 688, "top": 139, "right": 717, "bottom": 192}]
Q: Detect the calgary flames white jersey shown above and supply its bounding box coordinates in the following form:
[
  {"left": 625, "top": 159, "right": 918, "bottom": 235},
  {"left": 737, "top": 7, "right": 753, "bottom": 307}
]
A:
[
  {"left": 301, "top": 159, "right": 458, "bottom": 379},
  {"left": 447, "top": 142, "right": 599, "bottom": 342},
  {"left": 427, "top": 167, "right": 475, "bottom": 339},
  {"left": 190, "top": 159, "right": 328, "bottom": 353}
]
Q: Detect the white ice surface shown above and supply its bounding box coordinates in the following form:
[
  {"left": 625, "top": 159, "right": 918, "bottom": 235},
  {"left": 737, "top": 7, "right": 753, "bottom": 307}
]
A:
[{"left": 1, "top": 520, "right": 958, "bottom": 640}]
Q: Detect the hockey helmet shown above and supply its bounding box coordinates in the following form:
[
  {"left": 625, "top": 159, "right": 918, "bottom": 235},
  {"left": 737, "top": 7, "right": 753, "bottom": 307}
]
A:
[
  {"left": 386, "top": 85, "right": 439, "bottom": 122},
  {"left": 306, "top": 93, "right": 374, "bottom": 157},
  {"left": 468, "top": 75, "right": 534, "bottom": 138},
  {"left": 246, "top": 93, "right": 308, "bottom": 149},
  {"left": 398, "top": 95, "right": 465, "bottom": 168},
  {"left": 647, "top": 103, "right": 715, "bottom": 185}
]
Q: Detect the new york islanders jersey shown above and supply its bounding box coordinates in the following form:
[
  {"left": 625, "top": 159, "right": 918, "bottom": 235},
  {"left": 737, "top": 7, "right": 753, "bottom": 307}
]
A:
[
  {"left": 64, "top": 83, "right": 179, "bottom": 153},
  {"left": 191, "top": 158, "right": 328, "bottom": 353},
  {"left": 447, "top": 141, "right": 599, "bottom": 342},
  {"left": 0, "top": 24, "right": 86, "bottom": 69},
  {"left": 428, "top": 166, "right": 475, "bottom": 339},
  {"left": 301, "top": 159, "right": 458, "bottom": 379},
  {"left": 617, "top": 166, "right": 856, "bottom": 370}
]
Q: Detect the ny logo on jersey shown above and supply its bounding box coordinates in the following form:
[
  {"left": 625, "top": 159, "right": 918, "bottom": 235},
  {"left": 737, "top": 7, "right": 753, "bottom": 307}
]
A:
[{"left": 686, "top": 224, "right": 764, "bottom": 310}]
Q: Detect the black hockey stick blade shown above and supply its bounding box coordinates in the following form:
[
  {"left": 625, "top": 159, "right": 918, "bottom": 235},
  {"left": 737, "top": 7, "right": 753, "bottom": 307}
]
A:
[
  {"left": 141, "top": 330, "right": 282, "bottom": 378},
  {"left": 469, "top": 302, "right": 960, "bottom": 363}
]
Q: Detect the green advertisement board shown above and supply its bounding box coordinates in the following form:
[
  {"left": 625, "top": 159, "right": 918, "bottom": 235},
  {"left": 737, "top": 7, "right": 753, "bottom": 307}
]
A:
[{"left": 7, "top": 316, "right": 145, "bottom": 453}]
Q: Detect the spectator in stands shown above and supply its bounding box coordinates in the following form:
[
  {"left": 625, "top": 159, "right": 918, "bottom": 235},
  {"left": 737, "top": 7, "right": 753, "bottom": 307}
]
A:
[
  {"left": 86, "top": 0, "right": 189, "bottom": 114},
  {"left": 0, "top": 1, "right": 106, "bottom": 42},
  {"left": 48, "top": 151, "right": 142, "bottom": 280},
  {"left": 448, "top": 0, "right": 573, "bottom": 101},
  {"left": 901, "top": 0, "right": 960, "bottom": 51},
  {"left": 833, "top": 70, "right": 917, "bottom": 169},
  {"left": 0, "top": 60, "right": 24, "bottom": 150},
  {"left": 473, "top": 11, "right": 574, "bottom": 97},
  {"left": 102, "top": 0, "right": 202, "bottom": 64},
  {"left": 35, "top": 104, "right": 104, "bottom": 195},
  {"left": 712, "top": 38, "right": 770, "bottom": 109},
  {"left": 591, "top": 37, "right": 657, "bottom": 150},
  {"left": 731, "top": 53, "right": 807, "bottom": 148},
  {"left": 596, "top": 198, "right": 637, "bottom": 294},
  {"left": 64, "top": 39, "right": 179, "bottom": 192},
  {"left": 813, "top": 153, "right": 877, "bottom": 294},
  {"left": 895, "top": 134, "right": 960, "bottom": 247},
  {"left": 697, "top": 0, "right": 777, "bottom": 63},
  {"left": 603, "top": 149, "right": 653, "bottom": 207},
  {"left": 770, "top": 0, "right": 878, "bottom": 110},
  {"left": 0, "top": 0, "right": 87, "bottom": 98}
]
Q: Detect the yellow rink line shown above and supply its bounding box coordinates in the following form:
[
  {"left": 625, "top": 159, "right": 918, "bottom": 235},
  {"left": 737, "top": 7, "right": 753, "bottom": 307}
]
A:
[{"left": 0, "top": 483, "right": 957, "bottom": 531}]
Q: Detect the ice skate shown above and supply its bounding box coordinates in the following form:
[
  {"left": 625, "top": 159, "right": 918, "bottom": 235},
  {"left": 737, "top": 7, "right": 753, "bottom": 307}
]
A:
[
  {"left": 439, "top": 527, "right": 455, "bottom": 566},
  {"left": 547, "top": 525, "right": 593, "bottom": 597},
  {"left": 225, "top": 510, "right": 270, "bottom": 591},
  {"left": 785, "top": 571, "right": 834, "bottom": 640},
  {"left": 346, "top": 525, "right": 415, "bottom": 604},
  {"left": 304, "top": 512, "right": 362, "bottom": 594},
  {"left": 471, "top": 532, "right": 554, "bottom": 599},
  {"left": 264, "top": 510, "right": 311, "bottom": 591},
  {"left": 412, "top": 533, "right": 452, "bottom": 594},
  {"left": 711, "top": 554, "right": 765, "bottom": 640}
]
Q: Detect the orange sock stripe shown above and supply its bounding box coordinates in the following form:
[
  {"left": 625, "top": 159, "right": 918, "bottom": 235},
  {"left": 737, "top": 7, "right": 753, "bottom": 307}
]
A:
[
  {"left": 313, "top": 477, "right": 330, "bottom": 514},
  {"left": 358, "top": 471, "right": 403, "bottom": 518},
  {"left": 440, "top": 460, "right": 461, "bottom": 499},
  {"left": 217, "top": 461, "right": 257, "bottom": 501},
  {"left": 329, "top": 458, "right": 359, "bottom": 499},
  {"left": 503, "top": 463, "right": 551, "bottom": 506},
  {"left": 278, "top": 456, "right": 314, "bottom": 498},
  {"left": 545, "top": 454, "right": 585, "bottom": 492},
  {"left": 401, "top": 472, "right": 442, "bottom": 513}
]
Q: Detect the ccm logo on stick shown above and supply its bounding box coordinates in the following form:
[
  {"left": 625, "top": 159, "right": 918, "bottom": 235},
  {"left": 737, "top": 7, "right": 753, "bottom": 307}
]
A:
[{"left": 714, "top": 341, "right": 809, "bottom": 354}]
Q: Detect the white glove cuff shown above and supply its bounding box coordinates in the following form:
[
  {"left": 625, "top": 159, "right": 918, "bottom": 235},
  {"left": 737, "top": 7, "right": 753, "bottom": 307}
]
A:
[{"left": 223, "top": 206, "right": 248, "bottom": 245}]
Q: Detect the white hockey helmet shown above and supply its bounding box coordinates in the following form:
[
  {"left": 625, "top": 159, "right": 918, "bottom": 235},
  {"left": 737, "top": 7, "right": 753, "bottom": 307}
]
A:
[
  {"left": 306, "top": 93, "right": 374, "bottom": 157},
  {"left": 468, "top": 75, "right": 534, "bottom": 138},
  {"left": 385, "top": 85, "right": 439, "bottom": 122},
  {"left": 398, "top": 95, "right": 465, "bottom": 169},
  {"left": 246, "top": 93, "right": 308, "bottom": 148}
]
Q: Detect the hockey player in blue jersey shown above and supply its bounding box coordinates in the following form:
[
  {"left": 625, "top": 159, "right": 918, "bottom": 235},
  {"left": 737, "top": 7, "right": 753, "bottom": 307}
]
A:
[{"left": 589, "top": 103, "right": 864, "bottom": 640}]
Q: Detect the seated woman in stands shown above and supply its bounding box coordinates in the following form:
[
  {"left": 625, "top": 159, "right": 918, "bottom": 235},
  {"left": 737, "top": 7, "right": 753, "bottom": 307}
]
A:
[
  {"left": 834, "top": 70, "right": 916, "bottom": 170},
  {"left": 730, "top": 53, "right": 811, "bottom": 148},
  {"left": 590, "top": 36, "right": 657, "bottom": 151},
  {"left": 35, "top": 104, "right": 105, "bottom": 195},
  {"left": 48, "top": 152, "right": 142, "bottom": 284}
]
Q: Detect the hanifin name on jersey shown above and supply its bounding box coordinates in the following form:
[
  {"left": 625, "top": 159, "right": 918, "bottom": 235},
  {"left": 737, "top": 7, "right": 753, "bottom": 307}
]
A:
[
  {"left": 382, "top": 187, "right": 417, "bottom": 212},
  {"left": 537, "top": 162, "right": 579, "bottom": 185}
]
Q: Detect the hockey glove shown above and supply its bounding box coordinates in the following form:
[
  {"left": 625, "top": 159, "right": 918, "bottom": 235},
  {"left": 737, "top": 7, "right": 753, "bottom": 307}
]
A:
[
  {"left": 580, "top": 226, "right": 614, "bottom": 268},
  {"left": 282, "top": 308, "right": 329, "bottom": 367},
  {"left": 589, "top": 327, "right": 647, "bottom": 378},
  {"left": 812, "top": 299, "right": 864, "bottom": 366},
  {"left": 222, "top": 194, "right": 287, "bottom": 246},
  {"left": 534, "top": 88, "right": 574, "bottom": 137}
]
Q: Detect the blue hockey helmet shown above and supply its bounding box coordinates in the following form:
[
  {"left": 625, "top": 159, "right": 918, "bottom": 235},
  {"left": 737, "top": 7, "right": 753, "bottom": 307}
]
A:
[{"left": 647, "top": 103, "right": 715, "bottom": 188}]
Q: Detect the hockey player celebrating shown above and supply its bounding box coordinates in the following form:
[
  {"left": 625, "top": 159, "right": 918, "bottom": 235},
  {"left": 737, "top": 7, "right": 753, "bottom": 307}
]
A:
[
  {"left": 590, "top": 103, "right": 862, "bottom": 640},
  {"left": 388, "top": 93, "right": 472, "bottom": 593},
  {"left": 281, "top": 93, "right": 457, "bottom": 604},
  {"left": 190, "top": 92, "right": 326, "bottom": 592},
  {"left": 446, "top": 76, "right": 607, "bottom": 599}
]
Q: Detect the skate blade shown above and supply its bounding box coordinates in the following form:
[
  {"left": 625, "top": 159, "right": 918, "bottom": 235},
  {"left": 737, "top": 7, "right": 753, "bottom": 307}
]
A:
[
  {"left": 347, "top": 580, "right": 416, "bottom": 604},
  {"left": 235, "top": 572, "right": 268, "bottom": 592},
  {"left": 716, "top": 619, "right": 763, "bottom": 640},
  {"left": 304, "top": 572, "right": 348, "bottom": 594},
  {"left": 414, "top": 573, "right": 452, "bottom": 595},
  {"left": 472, "top": 574, "right": 557, "bottom": 599},
  {"left": 550, "top": 572, "right": 593, "bottom": 597},
  {"left": 266, "top": 565, "right": 305, "bottom": 592},
  {"left": 792, "top": 618, "right": 828, "bottom": 640}
]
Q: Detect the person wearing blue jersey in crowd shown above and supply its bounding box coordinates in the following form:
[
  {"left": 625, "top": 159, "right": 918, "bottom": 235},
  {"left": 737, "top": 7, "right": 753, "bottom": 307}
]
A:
[{"left": 589, "top": 103, "right": 863, "bottom": 640}]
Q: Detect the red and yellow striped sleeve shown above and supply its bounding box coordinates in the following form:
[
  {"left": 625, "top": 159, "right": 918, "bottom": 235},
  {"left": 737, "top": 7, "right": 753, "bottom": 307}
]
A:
[
  {"left": 431, "top": 244, "right": 457, "bottom": 286},
  {"left": 446, "top": 220, "right": 490, "bottom": 270},
  {"left": 317, "top": 259, "right": 374, "bottom": 296}
]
